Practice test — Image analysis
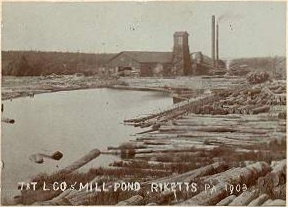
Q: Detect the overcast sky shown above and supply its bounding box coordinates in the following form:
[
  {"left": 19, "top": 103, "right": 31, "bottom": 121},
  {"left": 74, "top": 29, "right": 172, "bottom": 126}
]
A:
[{"left": 2, "top": 1, "right": 286, "bottom": 59}]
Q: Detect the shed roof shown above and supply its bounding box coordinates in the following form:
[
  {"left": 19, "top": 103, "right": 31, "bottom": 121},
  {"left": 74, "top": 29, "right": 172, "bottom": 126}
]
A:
[{"left": 109, "top": 51, "right": 173, "bottom": 63}]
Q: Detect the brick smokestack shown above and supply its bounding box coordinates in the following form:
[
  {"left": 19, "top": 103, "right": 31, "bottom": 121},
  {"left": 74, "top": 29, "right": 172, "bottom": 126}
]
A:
[
  {"left": 172, "top": 31, "right": 192, "bottom": 76},
  {"left": 211, "top": 15, "right": 216, "bottom": 67},
  {"left": 216, "top": 22, "right": 219, "bottom": 69}
]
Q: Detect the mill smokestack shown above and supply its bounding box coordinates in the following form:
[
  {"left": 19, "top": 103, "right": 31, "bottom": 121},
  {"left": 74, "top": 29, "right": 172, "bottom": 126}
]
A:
[
  {"left": 211, "top": 15, "right": 216, "bottom": 67},
  {"left": 216, "top": 22, "right": 219, "bottom": 69}
]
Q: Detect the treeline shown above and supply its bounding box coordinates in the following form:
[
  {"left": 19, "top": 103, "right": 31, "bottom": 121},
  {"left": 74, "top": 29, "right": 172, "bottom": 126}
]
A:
[
  {"left": 228, "top": 56, "right": 286, "bottom": 77},
  {"left": 2, "top": 51, "right": 116, "bottom": 76}
]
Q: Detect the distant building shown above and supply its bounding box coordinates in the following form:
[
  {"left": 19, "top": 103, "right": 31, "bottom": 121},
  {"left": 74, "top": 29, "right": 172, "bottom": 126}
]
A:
[
  {"left": 191, "top": 52, "right": 225, "bottom": 75},
  {"left": 105, "top": 51, "right": 172, "bottom": 77},
  {"left": 104, "top": 31, "right": 224, "bottom": 77}
]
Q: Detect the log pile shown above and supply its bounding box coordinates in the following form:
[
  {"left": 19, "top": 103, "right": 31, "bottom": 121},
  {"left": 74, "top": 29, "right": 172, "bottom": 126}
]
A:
[
  {"left": 197, "top": 81, "right": 286, "bottom": 115},
  {"left": 257, "top": 159, "right": 286, "bottom": 199},
  {"left": 125, "top": 81, "right": 285, "bottom": 130},
  {"left": 246, "top": 70, "right": 270, "bottom": 84},
  {"left": 124, "top": 93, "right": 217, "bottom": 128}
]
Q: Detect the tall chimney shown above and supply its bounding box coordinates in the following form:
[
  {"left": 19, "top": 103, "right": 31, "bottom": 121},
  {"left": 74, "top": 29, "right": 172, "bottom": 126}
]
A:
[
  {"left": 211, "top": 15, "right": 215, "bottom": 67},
  {"left": 216, "top": 22, "right": 219, "bottom": 69}
]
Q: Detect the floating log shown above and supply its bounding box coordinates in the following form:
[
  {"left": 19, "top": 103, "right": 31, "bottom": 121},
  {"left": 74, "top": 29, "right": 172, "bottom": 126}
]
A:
[
  {"left": 50, "top": 151, "right": 63, "bottom": 160},
  {"left": 24, "top": 151, "right": 101, "bottom": 205},
  {"left": 263, "top": 199, "right": 286, "bottom": 206},
  {"left": 144, "top": 162, "right": 228, "bottom": 185},
  {"left": 104, "top": 166, "right": 171, "bottom": 175},
  {"left": 262, "top": 199, "right": 273, "bottom": 206},
  {"left": 178, "top": 182, "right": 228, "bottom": 206},
  {"left": 2, "top": 117, "right": 15, "bottom": 124},
  {"left": 143, "top": 140, "right": 170, "bottom": 145},
  {"left": 134, "top": 151, "right": 210, "bottom": 161},
  {"left": 147, "top": 190, "right": 176, "bottom": 205},
  {"left": 146, "top": 203, "right": 157, "bottom": 205},
  {"left": 180, "top": 162, "right": 271, "bottom": 205},
  {"left": 257, "top": 159, "right": 286, "bottom": 195},
  {"left": 248, "top": 193, "right": 269, "bottom": 206},
  {"left": 203, "top": 162, "right": 271, "bottom": 186},
  {"left": 270, "top": 159, "right": 286, "bottom": 186},
  {"left": 159, "top": 126, "right": 237, "bottom": 133},
  {"left": 34, "top": 189, "right": 73, "bottom": 205},
  {"left": 251, "top": 105, "right": 270, "bottom": 114},
  {"left": 272, "top": 184, "right": 285, "bottom": 200},
  {"left": 216, "top": 195, "right": 236, "bottom": 206},
  {"left": 37, "top": 177, "right": 115, "bottom": 205},
  {"left": 59, "top": 149, "right": 101, "bottom": 174},
  {"left": 137, "top": 127, "right": 159, "bottom": 134},
  {"left": 116, "top": 195, "right": 143, "bottom": 205},
  {"left": 228, "top": 190, "right": 258, "bottom": 206}
]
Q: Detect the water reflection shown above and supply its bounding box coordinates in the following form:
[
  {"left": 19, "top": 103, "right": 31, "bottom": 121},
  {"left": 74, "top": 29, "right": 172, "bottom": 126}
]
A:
[{"left": 1, "top": 88, "right": 172, "bottom": 198}]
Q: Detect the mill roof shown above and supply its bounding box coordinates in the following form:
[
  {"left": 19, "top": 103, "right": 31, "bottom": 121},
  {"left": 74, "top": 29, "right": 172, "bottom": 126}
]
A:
[{"left": 108, "top": 51, "right": 173, "bottom": 63}]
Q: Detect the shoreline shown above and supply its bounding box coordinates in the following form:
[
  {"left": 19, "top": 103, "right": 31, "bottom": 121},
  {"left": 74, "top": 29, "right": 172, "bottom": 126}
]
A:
[{"left": 1, "top": 75, "right": 119, "bottom": 101}]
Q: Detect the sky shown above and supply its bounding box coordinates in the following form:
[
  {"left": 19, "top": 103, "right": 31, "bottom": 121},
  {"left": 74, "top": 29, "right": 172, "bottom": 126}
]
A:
[{"left": 2, "top": 1, "right": 286, "bottom": 59}]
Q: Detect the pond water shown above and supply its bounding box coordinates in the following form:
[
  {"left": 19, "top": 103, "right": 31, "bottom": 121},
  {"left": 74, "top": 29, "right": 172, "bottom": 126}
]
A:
[{"left": 1, "top": 88, "right": 172, "bottom": 199}]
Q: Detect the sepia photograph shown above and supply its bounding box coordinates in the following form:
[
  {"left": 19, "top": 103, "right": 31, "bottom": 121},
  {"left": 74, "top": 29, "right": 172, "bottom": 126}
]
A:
[{"left": 1, "top": 1, "right": 287, "bottom": 206}]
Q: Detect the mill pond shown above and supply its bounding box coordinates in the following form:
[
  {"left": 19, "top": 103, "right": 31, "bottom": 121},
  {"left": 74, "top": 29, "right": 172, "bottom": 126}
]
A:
[
  {"left": 1, "top": 88, "right": 173, "bottom": 199},
  {"left": 1, "top": 76, "right": 286, "bottom": 206}
]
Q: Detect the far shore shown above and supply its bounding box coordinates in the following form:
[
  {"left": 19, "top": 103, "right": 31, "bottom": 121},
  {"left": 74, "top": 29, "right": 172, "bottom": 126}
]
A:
[
  {"left": 1, "top": 75, "right": 119, "bottom": 101},
  {"left": 2, "top": 75, "right": 245, "bottom": 101}
]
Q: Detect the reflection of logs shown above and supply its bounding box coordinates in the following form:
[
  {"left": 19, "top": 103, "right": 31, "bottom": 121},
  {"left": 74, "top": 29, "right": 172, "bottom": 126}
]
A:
[
  {"left": 29, "top": 154, "right": 44, "bottom": 164},
  {"left": 1, "top": 117, "right": 15, "bottom": 124},
  {"left": 29, "top": 151, "right": 63, "bottom": 164}
]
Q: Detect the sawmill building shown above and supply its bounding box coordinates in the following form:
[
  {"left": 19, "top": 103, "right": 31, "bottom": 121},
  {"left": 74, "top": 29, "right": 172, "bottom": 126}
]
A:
[{"left": 104, "top": 31, "right": 225, "bottom": 77}]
